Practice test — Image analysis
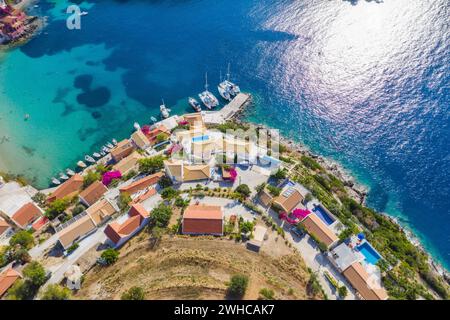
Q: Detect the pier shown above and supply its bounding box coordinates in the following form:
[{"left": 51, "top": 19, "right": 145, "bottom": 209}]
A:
[{"left": 203, "top": 93, "right": 252, "bottom": 124}]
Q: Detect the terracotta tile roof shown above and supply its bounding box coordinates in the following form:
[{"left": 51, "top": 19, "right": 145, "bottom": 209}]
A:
[
  {"left": 48, "top": 174, "right": 83, "bottom": 202},
  {"left": 273, "top": 188, "right": 303, "bottom": 213},
  {"left": 11, "top": 202, "right": 42, "bottom": 229},
  {"left": 112, "top": 151, "right": 142, "bottom": 175},
  {"left": 343, "top": 262, "right": 388, "bottom": 300},
  {"left": 79, "top": 181, "right": 108, "bottom": 206},
  {"left": 182, "top": 204, "right": 223, "bottom": 235},
  {"left": 259, "top": 189, "right": 273, "bottom": 207},
  {"left": 104, "top": 204, "right": 148, "bottom": 245},
  {"left": 0, "top": 218, "right": 11, "bottom": 236},
  {"left": 0, "top": 268, "right": 21, "bottom": 297},
  {"left": 131, "top": 130, "right": 150, "bottom": 149},
  {"left": 86, "top": 199, "right": 117, "bottom": 226},
  {"left": 146, "top": 125, "right": 170, "bottom": 145},
  {"left": 164, "top": 159, "right": 183, "bottom": 180},
  {"left": 57, "top": 215, "right": 96, "bottom": 250},
  {"left": 119, "top": 172, "right": 163, "bottom": 195},
  {"left": 301, "top": 213, "right": 338, "bottom": 247},
  {"left": 183, "top": 164, "right": 211, "bottom": 181},
  {"left": 110, "top": 139, "right": 134, "bottom": 161},
  {"left": 31, "top": 216, "right": 49, "bottom": 231},
  {"left": 132, "top": 188, "right": 157, "bottom": 204}
]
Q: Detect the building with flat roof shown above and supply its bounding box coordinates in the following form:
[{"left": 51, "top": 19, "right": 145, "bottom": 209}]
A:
[{"left": 247, "top": 225, "right": 267, "bottom": 252}]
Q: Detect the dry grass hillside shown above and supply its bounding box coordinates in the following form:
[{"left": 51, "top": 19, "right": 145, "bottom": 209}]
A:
[{"left": 75, "top": 234, "right": 322, "bottom": 300}]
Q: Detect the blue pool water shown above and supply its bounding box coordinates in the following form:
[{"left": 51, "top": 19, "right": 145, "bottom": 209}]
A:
[
  {"left": 357, "top": 242, "right": 382, "bottom": 265},
  {"left": 313, "top": 206, "right": 336, "bottom": 226},
  {"left": 192, "top": 135, "right": 209, "bottom": 143},
  {"left": 0, "top": 0, "right": 448, "bottom": 270}
]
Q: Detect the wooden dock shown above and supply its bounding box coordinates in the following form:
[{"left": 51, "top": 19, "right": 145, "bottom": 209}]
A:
[{"left": 203, "top": 93, "right": 251, "bottom": 124}]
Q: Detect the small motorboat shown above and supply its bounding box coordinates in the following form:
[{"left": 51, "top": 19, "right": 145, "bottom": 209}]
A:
[
  {"left": 79, "top": 11, "right": 88, "bottom": 16},
  {"left": 59, "top": 173, "right": 69, "bottom": 180},
  {"left": 93, "top": 152, "right": 101, "bottom": 158},
  {"left": 100, "top": 151, "right": 106, "bottom": 156},
  {"left": 150, "top": 116, "right": 157, "bottom": 123},
  {"left": 112, "top": 139, "right": 118, "bottom": 146},
  {"left": 188, "top": 97, "right": 202, "bottom": 112},
  {"left": 66, "top": 169, "right": 76, "bottom": 176},
  {"left": 102, "top": 146, "right": 110, "bottom": 153},
  {"left": 85, "top": 155, "right": 96, "bottom": 163},
  {"left": 134, "top": 122, "right": 141, "bottom": 131},
  {"left": 106, "top": 142, "right": 114, "bottom": 149},
  {"left": 51, "top": 177, "right": 61, "bottom": 185},
  {"left": 160, "top": 99, "right": 170, "bottom": 118},
  {"left": 77, "top": 161, "right": 87, "bottom": 168}
]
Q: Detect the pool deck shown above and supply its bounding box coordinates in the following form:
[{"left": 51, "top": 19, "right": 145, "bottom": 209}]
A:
[{"left": 203, "top": 93, "right": 252, "bottom": 124}]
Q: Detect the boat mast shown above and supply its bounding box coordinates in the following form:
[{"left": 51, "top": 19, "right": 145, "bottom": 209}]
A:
[
  {"left": 226, "top": 62, "right": 231, "bottom": 81},
  {"left": 205, "top": 72, "right": 209, "bottom": 92}
]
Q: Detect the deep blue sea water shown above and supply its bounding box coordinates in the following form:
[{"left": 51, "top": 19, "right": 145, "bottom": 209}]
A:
[{"left": 0, "top": 0, "right": 449, "bottom": 268}]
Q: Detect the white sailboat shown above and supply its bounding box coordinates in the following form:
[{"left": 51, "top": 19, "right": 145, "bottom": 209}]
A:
[
  {"left": 199, "top": 72, "right": 219, "bottom": 109},
  {"left": 218, "top": 63, "right": 240, "bottom": 98}
]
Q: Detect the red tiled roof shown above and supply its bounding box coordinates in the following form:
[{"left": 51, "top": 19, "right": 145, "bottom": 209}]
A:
[
  {"left": 0, "top": 268, "right": 21, "bottom": 298},
  {"left": 104, "top": 204, "right": 148, "bottom": 245},
  {"left": 11, "top": 202, "right": 42, "bottom": 229},
  {"left": 48, "top": 174, "right": 83, "bottom": 202},
  {"left": 132, "top": 188, "right": 157, "bottom": 204},
  {"left": 182, "top": 204, "right": 223, "bottom": 235},
  {"left": 119, "top": 172, "right": 163, "bottom": 195},
  {"left": 31, "top": 216, "right": 49, "bottom": 231},
  {"left": 0, "top": 218, "right": 11, "bottom": 236},
  {"left": 79, "top": 181, "right": 108, "bottom": 206}
]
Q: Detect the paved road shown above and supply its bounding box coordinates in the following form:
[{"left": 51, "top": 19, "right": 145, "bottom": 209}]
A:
[{"left": 29, "top": 233, "right": 60, "bottom": 259}]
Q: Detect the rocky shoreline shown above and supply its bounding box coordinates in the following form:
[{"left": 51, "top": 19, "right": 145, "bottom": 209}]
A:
[{"left": 233, "top": 100, "right": 449, "bottom": 282}]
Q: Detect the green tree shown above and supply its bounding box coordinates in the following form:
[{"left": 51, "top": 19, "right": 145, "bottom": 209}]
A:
[
  {"left": 100, "top": 248, "right": 119, "bottom": 265},
  {"left": 83, "top": 170, "right": 101, "bottom": 188},
  {"left": 45, "top": 197, "right": 70, "bottom": 220},
  {"left": 161, "top": 187, "right": 179, "bottom": 200},
  {"left": 23, "top": 261, "right": 47, "bottom": 287},
  {"left": 150, "top": 204, "right": 173, "bottom": 228},
  {"left": 5, "top": 279, "right": 34, "bottom": 300},
  {"left": 156, "top": 133, "right": 169, "bottom": 143},
  {"left": 41, "top": 284, "right": 71, "bottom": 300},
  {"left": 240, "top": 221, "right": 254, "bottom": 234},
  {"left": 118, "top": 192, "right": 132, "bottom": 212},
  {"left": 255, "top": 183, "right": 266, "bottom": 194},
  {"left": 259, "top": 288, "right": 275, "bottom": 300},
  {"left": 227, "top": 274, "right": 249, "bottom": 299},
  {"left": 304, "top": 192, "right": 313, "bottom": 203},
  {"left": 31, "top": 192, "right": 47, "bottom": 207},
  {"left": 121, "top": 286, "right": 145, "bottom": 300},
  {"left": 158, "top": 175, "right": 173, "bottom": 189},
  {"left": 338, "top": 286, "right": 348, "bottom": 298},
  {"left": 175, "top": 196, "right": 189, "bottom": 208},
  {"left": 235, "top": 184, "right": 251, "bottom": 198},
  {"left": 271, "top": 168, "right": 287, "bottom": 181},
  {"left": 10, "top": 230, "right": 34, "bottom": 249},
  {"left": 138, "top": 155, "right": 165, "bottom": 174},
  {"left": 266, "top": 185, "right": 281, "bottom": 197}
]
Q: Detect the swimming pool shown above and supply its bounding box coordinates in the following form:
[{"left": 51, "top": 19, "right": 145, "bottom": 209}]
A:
[
  {"left": 313, "top": 205, "right": 335, "bottom": 225},
  {"left": 192, "top": 135, "right": 209, "bottom": 142},
  {"left": 357, "top": 242, "right": 382, "bottom": 265}
]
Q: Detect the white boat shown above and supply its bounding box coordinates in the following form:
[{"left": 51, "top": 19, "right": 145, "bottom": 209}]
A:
[
  {"left": 102, "top": 146, "right": 110, "bottom": 153},
  {"left": 51, "top": 178, "right": 61, "bottom": 185},
  {"left": 218, "top": 63, "right": 240, "bottom": 98},
  {"left": 134, "top": 122, "right": 141, "bottom": 131},
  {"left": 59, "top": 173, "right": 69, "bottom": 180},
  {"left": 79, "top": 11, "right": 88, "bottom": 16},
  {"left": 150, "top": 116, "right": 157, "bottom": 123},
  {"left": 85, "top": 155, "right": 96, "bottom": 163},
  {"left": 112, "top": 139, "right": 118, "bottom": 146},
  {"left": 66, "top": 169, "right": 76, "bottom": 176},
  {"left": 77, "top": 161, "right": 87, "bottom": 168},
  {"left": 188, "top": 97, "right": 202, "bottom": 112},
  {"left": 198, "top": 72, "right": 219, "bottom": 109},
  {"left": 106, "top": 142, "right": 114, "bottom": 149},
  {"left": 160, "top": 99, "right": 170, "bottom": 118},
  {"left": 93, "top": 152, "right": 101, "bottom": 158}
]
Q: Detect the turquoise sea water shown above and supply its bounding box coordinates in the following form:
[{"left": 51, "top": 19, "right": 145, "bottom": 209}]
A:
[{"left": 0, "top": 0, "right": 449, "bottom": 269}]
